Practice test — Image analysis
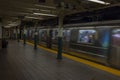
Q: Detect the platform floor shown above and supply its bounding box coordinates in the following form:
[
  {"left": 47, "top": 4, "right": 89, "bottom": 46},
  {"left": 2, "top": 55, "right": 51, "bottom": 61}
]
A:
[{"left": 0, "top": 41, "right": 120, "bottom": 80}]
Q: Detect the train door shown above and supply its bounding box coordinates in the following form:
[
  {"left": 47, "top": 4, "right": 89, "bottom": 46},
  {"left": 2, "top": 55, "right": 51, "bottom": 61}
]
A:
[
  {"left": 26, "top": 29, "right": 29, "bottom": 40},
  {"left": 52, "top": 29, "right": 58, "bottom": 44},
  {"left": 41, "top": 30, "right": 47, "bottom": 42},
  {"left": 28, "top": 29, "right": 32, "bottom": 40},
  {"left": 70, "top": 29, "right": 79, "bottom": 43},
  {"left": 31, "top": 29, "right": 35, "bottom": 41},
  {"left": 63, "top": 29, "right": 71, "bottom": 51},
  {"left": 38, "top": 29, "right": 42, "bottom": 43},
  {"left": 110, "top": 28, "right": 120, "bottom": 68}
]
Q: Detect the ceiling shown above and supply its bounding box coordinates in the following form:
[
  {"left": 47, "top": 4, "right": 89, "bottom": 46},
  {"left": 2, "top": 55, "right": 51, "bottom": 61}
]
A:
[{"left": 0, "top": 0, "right": 120, "bottom": 28}]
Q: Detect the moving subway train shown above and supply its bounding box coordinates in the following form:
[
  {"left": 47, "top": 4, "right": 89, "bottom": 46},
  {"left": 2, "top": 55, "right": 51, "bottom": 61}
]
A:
[{"left": 24, "top": 25, "right": 120, "bottom": 69}]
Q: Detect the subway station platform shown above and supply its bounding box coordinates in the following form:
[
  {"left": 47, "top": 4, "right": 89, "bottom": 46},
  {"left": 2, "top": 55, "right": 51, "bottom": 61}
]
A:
[{"left": 0, "top": 41, "right": 120, "bottom": 80}]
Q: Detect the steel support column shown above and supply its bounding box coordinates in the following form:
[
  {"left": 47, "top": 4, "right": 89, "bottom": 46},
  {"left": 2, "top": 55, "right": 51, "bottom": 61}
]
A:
[
  {"left": 17, "top": 28, "right": 20, "bottom": 42},
  {"left": 34, "top": 22, "right": 38, "bottom": 50},
  {"left": 57, "top": 14, "right": 64, "bottom": 60},
  {"left": 23, "top": 27, "right": 26, "bottom": 46},
  {"left": 34, "top": 29, "right": 38, "bottom": 50}
]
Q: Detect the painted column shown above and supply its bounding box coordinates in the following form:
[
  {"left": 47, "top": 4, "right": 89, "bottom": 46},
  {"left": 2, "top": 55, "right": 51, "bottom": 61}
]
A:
[
  {"left": 34, "top": 28, "right": 38, "bottom": 49},
  {"left": 8, "top": 29, "right": 11, "bottom": 39},
  {"left": 46, "top": 29, "right": 52, "bottom": 48},
  {"left": 57, "top": 14, "right": 64, "bottom": 60},
  {"left": 0, "top": 26, "right": 2, "bottom": 49},
  {"left": 13, "top": 28, "right": 16, "bottom": 40},
  {"left": 34, "top": 22, "right": 38, "bottom": 50},
  {"left": 48, "top": 29, "right": 52, "bottom": 49},
  {"left": 23, "top": 27, "right": 27, "bottom": 45},
  {"left": 17, "top": 28, "right": 20, "bottom": 42}
]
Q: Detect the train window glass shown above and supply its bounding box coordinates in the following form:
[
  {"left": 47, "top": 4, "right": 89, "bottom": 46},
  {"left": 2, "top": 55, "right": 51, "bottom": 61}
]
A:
[
  {"left": 52, "top": 30, "right": 55, "bottom": 39},
  {"left": 112, "top": 29, "right": 120, "bottom": 46},
  {"left": 63, "top": 30, "right": 71, "bottom": 41},
  {"left": 63, "top": 30, "right": 66, "bottom": 41},
  {"left": 29, "top": 30, "right": 31, "bottom": 38},
  {"left": 98, "top": 28, "right": 110, "bottom": 48},
  {"left": 31, "top": 30, "right": 34, "bottom": 40},
  {"left": 39, "top": 30, "right": 42, "bottom": 39},
  {"left": 77, "top": 30, "right": 96, "bottom": 44},
  {"left": 52, "top": 30, "right": 58, "bottom": 40},
  {"left": 41, "top": 30, "right": 47, "bottom": 42}
]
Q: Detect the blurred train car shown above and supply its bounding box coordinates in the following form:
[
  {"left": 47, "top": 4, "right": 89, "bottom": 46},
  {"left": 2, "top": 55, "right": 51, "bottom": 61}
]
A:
[
  {"left": 26, "top": 26, "right": 120, "bottom": 69},
  {"left": 69, "top": 27, "right": 110, "bottom": 64},
  {"left": 110, "top": 28, "right": 120, "bottom": 68}
]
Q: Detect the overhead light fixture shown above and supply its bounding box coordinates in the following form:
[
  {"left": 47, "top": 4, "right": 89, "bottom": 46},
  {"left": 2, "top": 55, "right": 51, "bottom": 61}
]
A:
[
  {"left": 40, "top": 9, "right": 51, "bottom": 12},
  {"left": 88, "top": 0, "right": 110, "bottom": 5},
  {"left": 18, "top": 12, "right": 30, "bottom": 15},
  {"left": 25, "top": 8, "right": 39, "bottom": 11},
  {"left": 4, "top": 26, "right": 11, "bottom": 28},
  {"left": 33, "top": 13, "right": 57, "bottom": 17},
  {"left": 35, "top": 4, "right": 56, "bottom": 9},
  {"left": 25, "top": 16, "right": 43, "bottom": 20}
]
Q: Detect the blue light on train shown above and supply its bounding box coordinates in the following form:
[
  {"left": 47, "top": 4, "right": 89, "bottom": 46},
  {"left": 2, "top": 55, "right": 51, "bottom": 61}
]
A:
[{"left": 101, "top": 30, "right": 110, "bottom": 48}]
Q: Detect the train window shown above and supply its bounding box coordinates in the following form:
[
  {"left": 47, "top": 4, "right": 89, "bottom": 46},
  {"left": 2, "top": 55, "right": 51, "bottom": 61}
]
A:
[
  {"left": 31, "top": 30, "right": 34, "bottom": 40},
  {"left": 52, "top": 30, "right": 58, "bottom": 40},
  {"left": 112, "top": 29, "right": 120, "bottom": 46},
  {"left": 77, "top": 30, "right": 96, "bottom": 44},
  {"left": 41, "top": 30, "right": 47, "bottom": 42},
  {"left": 63, "top": 30, "right": 71, "bottom": 41}
]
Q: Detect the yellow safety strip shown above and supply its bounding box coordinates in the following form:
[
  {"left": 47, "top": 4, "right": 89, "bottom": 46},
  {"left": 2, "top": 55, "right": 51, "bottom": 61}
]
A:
[{"left": 22, "top": 40, "right": 120, "bottom": 76}]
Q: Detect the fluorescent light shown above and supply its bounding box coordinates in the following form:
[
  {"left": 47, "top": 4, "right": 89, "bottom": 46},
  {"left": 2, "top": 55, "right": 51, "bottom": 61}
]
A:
[
  {"left": 35, "top": 4, "right": 56, "bottom": 9},
  {"left": 25, "top": 8, "right": 39, "bottom": 11},
  {"left": 40, "top": 9, "right": 51, "bottom": 12},
  {"left": 25, "top": 16, "right": 43, "bottom": 20},
  {"left": 88, "top": 0, "right": 110, "bottom": 5},
  {"left": 4, "top": 26, "right": 11, "bottom": 28},
  {"left": 33, "top": 13, "right": 57, "bottom": 17}
]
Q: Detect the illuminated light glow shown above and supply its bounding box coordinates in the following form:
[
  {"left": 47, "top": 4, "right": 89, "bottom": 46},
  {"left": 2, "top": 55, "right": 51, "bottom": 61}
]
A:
[
  {"left": 33, "top": 13, "right": 57, "bottom": 17},
  {"left": 4, "top": 26, "right": 11, "bottom": 28},
  {"left": 113, "top": 34, "right": 120, "bottom": 38},
  {"left": 25, "top": 16, "right": 43, "bottom": 20},
  {"left": 40, "top": 9, "right": 51, "bottom": 12},
  {"left": 88, "top": 0, "right": 110, "bottom": 5},
  {"left": 25, "top": 8, "right": 39, "bottom": 11},
  {"left": 113, "top": 29, "right": 120, "bottom": 33},
  {"left": 17, "top": 12, "right": 30, "bottom": 15},
  {"left": 5, "top": 23, "right": 20, "bottom": 28},
  {"left": 35, "top": 4, "right": 56, "bottom": 9}
]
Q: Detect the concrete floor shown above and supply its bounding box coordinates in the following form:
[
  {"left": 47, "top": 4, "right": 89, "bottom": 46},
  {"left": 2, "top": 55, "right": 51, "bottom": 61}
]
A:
[{"left": 0, "top": 41, "right": 119, "bottom": 80}]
